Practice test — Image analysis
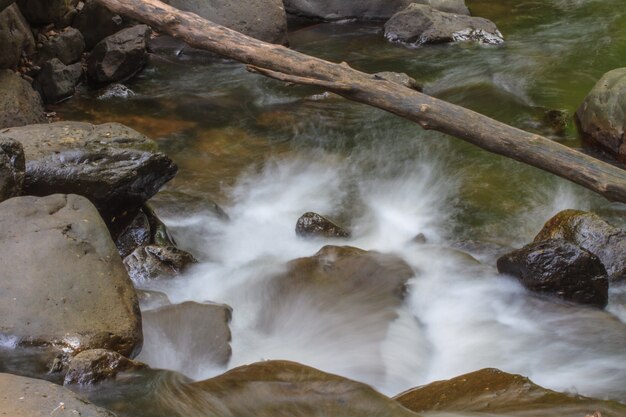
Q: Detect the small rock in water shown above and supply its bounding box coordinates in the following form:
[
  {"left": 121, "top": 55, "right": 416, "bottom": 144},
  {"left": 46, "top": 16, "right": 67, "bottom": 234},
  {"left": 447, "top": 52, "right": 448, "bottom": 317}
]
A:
[
  {"left": 97, "top": 83, "right": 135, "bottom": 100},
  {"left": 295, "top": 212, "right": 350, "bottom": 238},
  {"left": 124, "top": 245, "right": 197, "bottom": 283},
  {"left": 64, "top": 349, "right": 147, "bottom": 386}
]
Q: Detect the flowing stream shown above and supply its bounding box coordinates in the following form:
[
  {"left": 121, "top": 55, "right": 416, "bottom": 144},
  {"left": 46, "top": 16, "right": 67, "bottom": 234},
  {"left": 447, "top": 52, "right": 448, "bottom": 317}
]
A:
[{"left": 58, "top": 0, "right": 626, "bottom": 413}]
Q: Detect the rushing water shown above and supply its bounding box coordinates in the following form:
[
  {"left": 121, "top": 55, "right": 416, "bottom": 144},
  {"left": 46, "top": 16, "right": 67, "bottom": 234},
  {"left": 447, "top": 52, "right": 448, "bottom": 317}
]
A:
[{"left": 58, "top": 0, "right": 626, "bottom": 413}]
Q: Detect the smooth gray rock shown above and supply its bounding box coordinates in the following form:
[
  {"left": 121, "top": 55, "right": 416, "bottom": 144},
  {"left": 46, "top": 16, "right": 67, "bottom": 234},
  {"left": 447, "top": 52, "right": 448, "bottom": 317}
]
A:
[
  {"left": 17, "top": 0, "right": 77, "bottom": 25},
  {"left": 87, "top": 25, "right": 150, "bottom": 84},
  {"left": 166, "top": 0, "right": 288, "bottom": 44},
  {"left": 575, "top": 68, "right": 626, "bottom": 161},
  {"left": 0, "top": 70, "right": 46, "bottom": 128},
  {"left": 64, "top": 349, "right": 147, "bottom": 386},
  {"left": 283, "top": 0, "right": 469, "bottom": 21},
  {"left": 34, "top": 27, "right": 85, "bottom": 66},
  {"left": 0, "top": 138, "right": 25, "bottom": 202},
  {"left": 0, "top": 195, "right": 142, "bottom": 371},
  {"left": 0, "top": 372, "right": 118, "bottom": 416},
  {"left": 497, "top": 239, "right": 608, "bottom": 308},
  {"left": 73, "top": 0, "right": 134, "bottom": 49},
  {"left": 384, "top": 4, "right": 503, "bottom": 45},
  {"left": 0, "top": 4, "right": 35, "bottom": 69},
  {"left": 0, "top": 122, "right": 177, "bottom": 234},
  {"left": 34, "top": 58, "right": 82, "bottom": 103},
  {"left": 124, "top": 245, "right": 197, "bottom": 283}
]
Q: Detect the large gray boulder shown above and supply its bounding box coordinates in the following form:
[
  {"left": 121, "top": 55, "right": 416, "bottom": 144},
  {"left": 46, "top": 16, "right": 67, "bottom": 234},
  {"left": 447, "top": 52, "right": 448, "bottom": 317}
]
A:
[
  {"left": 0, "top": 194, "right": 142, "bottom": 371},
  {"left": 497, "top": 239, "right": 608, "bottom": 308},
  {"left": 0, "top": 372, "right": 119, "bottom": 416},
  {"left": 575, "top": 68, "right": 626, "bottom": 162},
  {"left": 165, "top": 0, "right": 288, "bottom": 44},
  {"left": 17, "top": 0, "right": 77, "bottom": 25},
  {"left": 34, "top": 58, "right": 83, "bottom": 103},
  {"left": 535, "top": 209, "right": 626, "bottom": 283},
  {"left": 87, "top": 25, "right": 150, "bottom": 84},
  {"left": 73, "top": 0, "right": 134, "bottom": 49},
  {"left": 283, "top": 0, "right": 469, "bottom": 21},
  {"left": 0, "top": 4, "right": 34, "bottom": 69},
  {"left": 384, "top": 4, "right": 502, "bottom": 46},
  {"left": 0, "top": 122, "right": 177, "bottom": 234},
  {"left": 0, "top": 138, "right": 25, "bottom": 202},
  {"left": 0, "top": 70, "right": 46, "bottom": 128}
]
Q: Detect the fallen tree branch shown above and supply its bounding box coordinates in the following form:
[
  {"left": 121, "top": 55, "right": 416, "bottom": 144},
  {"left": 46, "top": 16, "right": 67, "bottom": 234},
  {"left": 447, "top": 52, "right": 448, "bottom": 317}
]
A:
[{"left": 97, "top": 0, "right": 626, "bottom": 203}]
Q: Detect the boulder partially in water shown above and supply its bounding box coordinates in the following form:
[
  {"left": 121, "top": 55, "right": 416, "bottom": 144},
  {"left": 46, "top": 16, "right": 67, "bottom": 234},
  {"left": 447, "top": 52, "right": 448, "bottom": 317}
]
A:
[
  {"left": 497, "top": 239, "right": 608, "bottom": 308},
  {"left": 0, "top": 372, "right": 118, "bottom": 417},
  {"left": 0, "top": 138, "right": 25, "bottom": 202},
  {"left": 384, "top": 4, "right": 503, "bottom": 46},
  {"left": 535, "top": 209, "right": 626, "bottom": 283},
  {"left": 575, "top": 68, "right": 626, "bottom": 162},
  {"left": 394, "top": 368, "right": 626, "bottom": 415},
  {"left": 0, "top": 194, "right": 142, "bottom": 373},
  {"left": 64, "top": 349, "right": 147, "bottom": 386},
  {"left": 0, "top": 70, "right": 46, "bottom": 129},
  {"left": 295, "top": 211, "right": 351, "bottom": 238}
]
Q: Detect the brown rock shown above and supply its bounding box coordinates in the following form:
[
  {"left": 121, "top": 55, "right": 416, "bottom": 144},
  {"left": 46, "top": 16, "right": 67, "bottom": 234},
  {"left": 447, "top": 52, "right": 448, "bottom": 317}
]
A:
[
  {"left": 64, "top": 349, "right": 147, "bottom": 385},
  {"left": 0, "top": 69, "right": 46, "bottom": 128},
  {"left": 0, "top": 4, "right": 35, "bottom": 69}
]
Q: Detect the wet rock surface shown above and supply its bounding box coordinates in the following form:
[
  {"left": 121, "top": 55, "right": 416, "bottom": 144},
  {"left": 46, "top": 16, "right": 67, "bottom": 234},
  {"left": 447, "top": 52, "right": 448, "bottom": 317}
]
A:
[
  {"left": 0, "top": 194, "right": 142, "bottom": 371},
  {"left": 136, "top": 289, "right": 171, "bottom": 311},
  {"left": 384, "top": 4, "right": 503, "bottom": 45},
  {"left": 124, "top": 245, "right": 197, "bottom": 283},
  {"left": 87, "top": 25, "right": 150, "bottom": 84},
  {"left": 0, "top": 4, "right": 34, "bottom": 69},
  {"left": 394, "top": 368, "right": 626, "bottom": 415},
  {"left": 497, "top": 239, "right": 608, "bottom": 308},
  {"left": 0, "top": 69, "right": 46, "bottom": 128},
  {"left": 34, "top": 58, "right": 82, "bottom": 103},
  {"left": 575, "top": 68, "right": 626, "bottom": 162},
  {"left": 0, "top": 372, "right": 118, "bottom": 417},
  {"left": 0, "top": 138, "right": 25, "bottom": 202},
  {"left": 295, "top": 211, "right": 351, "bottom": 238},
  {"left": 165, "top": 0, "right": 288, "bottom": 44},
  {"left": 115, "top": 209, "right": 152, "bottom": 258},
  {"left": 535, "top": 209, "right": 626, "bottom": 282},
  {"left": 65, "top": 349, "right": 147, "bottom": 386},
  {"left": 139, "top": 301, "right": 232, "bottom": 374}
]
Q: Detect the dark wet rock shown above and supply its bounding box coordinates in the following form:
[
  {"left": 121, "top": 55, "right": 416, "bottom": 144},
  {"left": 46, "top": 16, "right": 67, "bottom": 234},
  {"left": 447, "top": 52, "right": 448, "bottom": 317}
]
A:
[
  {"left": 17, "top": 0, "right": 77, "bottom": 25},
  {"left": 0, "top": 4, "right": 34, "bottom": 69},
  {"left": 165, "top": 0, "right": 288, "bottom": 44},
  {"left": 284, "top": 0, "right": 469, "bottom": 21},
  {"left": 543, "top": 108, "right": 569, "bottom": 136},
  {"left": 0, "top": 194, "right": 142, "bottom": 373},
  {"left": 497, "top": 239, "right": 608, "bottom": 308},
  {"left": 412, "top": 233, "right": 427, "bottom": 243},
  {"left": 0, "top": 372, "right": 118, "bottom": 416},
  {"left": 0, "top": 138, "right": 25, "bottom": 202},
  {"left": 384, "top": 4, "right": 503, "bottom": 46},
  {"left": 97, "top": 83, "right": 135, "bottom": 100},
  {"left": 123, "top": 245, "right": 197, "bottom": 283},
  {"left": 143, "top": 203, "right": 179, "bottom": 246},
  {"left": 190, "top": 360, "right": 419, "bottom": 417},
  {"left": 575, "top": 68, "right": 626, "bottom": 162},
  {"left": 374, "top": 71, "right": 422, "bottom": 91},
  {"left": 0, "top": 121, "right": 176, "bottom": 234},
  {"left": 73, "top": 0, "right": 134, "bottom": 49},
  {"left": 34, "top": 27, "right": 85, "bottom": 66},
  {"left": 34, "top": 58, "right": 82, "bottom": 103},
  {"left": 140, "top": 302, "right": 232, "bottom": 374},
  {"left": 136, "top": 289, "right": 171, "bottom": 311},
  {"left": 0, "top": 70, "right": 46, "bottom": 128},
  {"left": 64, "top": 349, "right": 147, "bottom": 386},
  {"left": 296, "top": 211, "right": 350, "bottom": 238},
  {"left": 394, "top": 368, "right": 626, "bottom": 415},
  {"left": 87, "top": 25, "right": 150, "bottom": 84},
  {"left": 535, "top": 209, "right": 626, "bottom": 283},
  {"left": 116, "top": 209, "right": 151, "bottom": 258}
]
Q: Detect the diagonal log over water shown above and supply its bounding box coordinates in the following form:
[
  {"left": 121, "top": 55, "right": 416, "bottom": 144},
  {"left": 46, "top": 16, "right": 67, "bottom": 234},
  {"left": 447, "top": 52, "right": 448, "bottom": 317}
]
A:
[{"left": 98, "top": 0, "right": 626, "bottom": 203}]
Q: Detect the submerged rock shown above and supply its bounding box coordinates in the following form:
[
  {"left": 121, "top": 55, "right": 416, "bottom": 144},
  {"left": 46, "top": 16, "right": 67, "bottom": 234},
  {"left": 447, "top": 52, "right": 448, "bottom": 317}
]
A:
[
  {"left": 575, "top": 68, "right": 626, "bottom": 162},
  {"left": 64, "top": 349, "right": 147, "bottom": 386},
  {"left": 0, "top": 70, "right": 46, "bottom": 129},
  {"left": 140, "top": 301, "right": 232, "bottom": 374},
  {"left": 123, "top": 245, "right": 197, "bottom": 283},
  {"left": 535, "top": 209, "right": 626, "bottom": 282},
  {"left": 87, "top": 25, "right": 150, "bottom": 84},
  {"left": 0, "top": 138, "right": 25, "bottom": 202},
  {"left": 34, "top": 58, "right": 83, "bottom": 103},
  {"left": 394, "top": 368, "right": 626, "bottom": 415},
  {"left": 0, "top": 373, "right": 118, "bottom": 416},
  {"left": 0, "top": 4, "right": 34, "bottom": 70},
  {"left": 384, "top": 4, "right": 503, "bottom": 46},
  {"left": 0, "top": 194, "right": 142, "bottom": 373},
  {"left": 295, "top": 211, "right": 350, "bottom": 238},
  {"left": 497, "top": 239, "right": 608, "bottom": 308}
]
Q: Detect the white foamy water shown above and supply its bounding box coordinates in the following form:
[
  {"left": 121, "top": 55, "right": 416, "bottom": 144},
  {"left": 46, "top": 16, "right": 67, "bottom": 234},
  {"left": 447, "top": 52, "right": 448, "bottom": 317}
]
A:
[{"left": 140, "top": 147, "right": 626, "bottom": 401}]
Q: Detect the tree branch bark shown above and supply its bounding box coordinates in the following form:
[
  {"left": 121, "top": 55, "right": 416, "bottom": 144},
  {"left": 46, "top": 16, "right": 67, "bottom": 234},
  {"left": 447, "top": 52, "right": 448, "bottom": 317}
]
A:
[{"left": 97, "top": 0, "right": 626, "bottom": 203}]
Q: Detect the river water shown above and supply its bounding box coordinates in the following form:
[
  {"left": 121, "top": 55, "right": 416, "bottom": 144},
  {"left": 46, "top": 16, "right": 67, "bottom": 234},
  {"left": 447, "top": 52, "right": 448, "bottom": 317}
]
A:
[{"left": 58, "top": 0, "right": 626, "bottom": 412}]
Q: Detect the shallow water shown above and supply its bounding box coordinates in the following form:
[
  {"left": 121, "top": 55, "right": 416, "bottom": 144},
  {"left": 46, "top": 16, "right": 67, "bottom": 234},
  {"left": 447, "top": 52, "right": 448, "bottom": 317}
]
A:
[{"left": 58, "top": 0, "right": 626, "bottom": 412}]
